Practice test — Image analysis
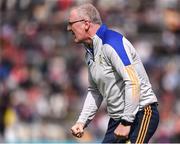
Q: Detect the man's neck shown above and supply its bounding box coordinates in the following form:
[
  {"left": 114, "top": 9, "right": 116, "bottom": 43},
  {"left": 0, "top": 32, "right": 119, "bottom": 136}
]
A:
[
  {"left": 89, "top": 24, "right": 100, "bottom": 37},
  {"left": 84, "top": 24, "right": 100, "bottom": 47}
]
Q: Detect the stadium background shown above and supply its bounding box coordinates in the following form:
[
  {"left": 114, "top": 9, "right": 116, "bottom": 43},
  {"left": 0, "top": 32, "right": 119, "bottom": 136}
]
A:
[{"left": 0, "top": 0, "right": 180, "bottom": 143}]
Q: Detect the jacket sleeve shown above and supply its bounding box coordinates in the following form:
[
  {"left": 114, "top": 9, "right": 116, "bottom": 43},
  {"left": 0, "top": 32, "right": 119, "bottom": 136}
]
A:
[
  {"left": 77, "top": 68, "right": 103, "bottom": 126},
  {"left": 104, "top": 37, "right": 140, "bottom": 123}
]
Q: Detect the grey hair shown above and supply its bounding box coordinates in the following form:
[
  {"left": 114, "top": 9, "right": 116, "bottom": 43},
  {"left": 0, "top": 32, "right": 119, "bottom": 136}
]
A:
[{"left": 75, "top": 3, "right": 102, "bottom": 25}]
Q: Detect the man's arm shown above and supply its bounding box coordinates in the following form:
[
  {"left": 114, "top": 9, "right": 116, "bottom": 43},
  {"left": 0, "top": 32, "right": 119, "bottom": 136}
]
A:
[
  {"left": 104, "top": 36, "right": 140, "bottom": 138},
  {"left": 77, "top": 88, "right": 103, "bottom": 125},
  {"left": 71, "top": 69, "right": 103, "bottom": 138},
  {"left": 104, "top": 36, "right": 140, "bottom": 123}
]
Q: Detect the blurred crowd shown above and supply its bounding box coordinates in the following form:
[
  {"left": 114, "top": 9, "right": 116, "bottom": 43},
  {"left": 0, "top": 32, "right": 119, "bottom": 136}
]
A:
[{"left": 0, "top": 0, "right": 180, "bottom": 143}]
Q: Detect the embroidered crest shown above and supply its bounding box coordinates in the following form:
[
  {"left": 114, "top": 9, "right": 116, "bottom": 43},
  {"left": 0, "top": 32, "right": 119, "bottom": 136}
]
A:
[{"left": 99, "top": 54, "right": 103, "bottom": 64}]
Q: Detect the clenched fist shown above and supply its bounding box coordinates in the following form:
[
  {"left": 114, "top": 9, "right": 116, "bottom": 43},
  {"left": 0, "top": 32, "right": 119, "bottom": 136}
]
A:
[
  {"left": 71, "top": 122, "right": 85, "bottom": 138},
  {"left": 114, "top": 124, "right": 131, "bottom": 139}
]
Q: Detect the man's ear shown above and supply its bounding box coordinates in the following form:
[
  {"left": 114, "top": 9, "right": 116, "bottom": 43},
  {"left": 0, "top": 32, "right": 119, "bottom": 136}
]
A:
[{"left": 85, "top": 21, "right": 90, "bottom": 31}]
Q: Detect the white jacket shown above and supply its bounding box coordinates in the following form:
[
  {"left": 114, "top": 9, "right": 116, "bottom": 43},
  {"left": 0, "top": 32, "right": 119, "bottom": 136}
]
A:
[{"left": 77, "top": 24, "right": 158, "bottom": 125}]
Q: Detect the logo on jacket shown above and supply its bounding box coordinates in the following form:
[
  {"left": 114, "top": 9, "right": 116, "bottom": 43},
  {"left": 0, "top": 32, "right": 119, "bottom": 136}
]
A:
[{"left": 99, "top": 54, "right": 103, "bottom": 64}]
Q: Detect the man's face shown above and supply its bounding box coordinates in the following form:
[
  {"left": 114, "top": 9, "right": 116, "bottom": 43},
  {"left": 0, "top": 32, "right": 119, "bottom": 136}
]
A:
[{"left": 67, "top": 10, "right": 86, "bottom": 43}]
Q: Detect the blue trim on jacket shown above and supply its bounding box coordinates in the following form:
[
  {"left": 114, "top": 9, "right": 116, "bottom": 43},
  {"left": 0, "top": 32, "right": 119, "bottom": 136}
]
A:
[{"left": 96, "top": 24, "right": 131, "bottom": 66}]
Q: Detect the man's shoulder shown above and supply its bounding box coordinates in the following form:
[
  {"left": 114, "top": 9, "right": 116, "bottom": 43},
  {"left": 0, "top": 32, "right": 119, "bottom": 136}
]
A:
[
  {"left": 102, "top": 29, "right": 123, "bottom": 46},
  {"left": 101, "top": 29, "right": 125, "bottom": 54}
]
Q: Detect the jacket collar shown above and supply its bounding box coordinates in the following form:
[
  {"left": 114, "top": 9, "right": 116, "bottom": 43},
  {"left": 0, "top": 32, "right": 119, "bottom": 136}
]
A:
[
  {"left": 85, "top": 24, "right": 107, "bottom": 57},
  {"left": 96, "top": 24, "right": 107, "bottom": 40},
  {"left": 91, "top": 24, "right": 107, "bottom": 56}
]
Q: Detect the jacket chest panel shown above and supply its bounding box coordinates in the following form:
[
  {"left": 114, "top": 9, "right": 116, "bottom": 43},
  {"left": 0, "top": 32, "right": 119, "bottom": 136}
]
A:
[{"left": 89, "top": 53, "right": 114, "bottom": 85}]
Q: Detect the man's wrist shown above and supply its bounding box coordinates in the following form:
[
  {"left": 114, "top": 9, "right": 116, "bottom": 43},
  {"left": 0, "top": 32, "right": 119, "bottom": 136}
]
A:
[
  {"left": 121, "top": 119, "right": 133, "bottom": 126},
  {"left": 76, "top": 122, "right": 85, "bottom": 128}
]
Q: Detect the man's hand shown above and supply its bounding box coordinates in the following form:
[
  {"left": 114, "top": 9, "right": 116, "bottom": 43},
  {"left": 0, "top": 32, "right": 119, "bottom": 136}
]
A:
[
  {"left": 71, "top": 122, "right": 85, "bottom": 138},
  {"left": 114, "top": 124, "right": 131, "bottom": 139}
]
